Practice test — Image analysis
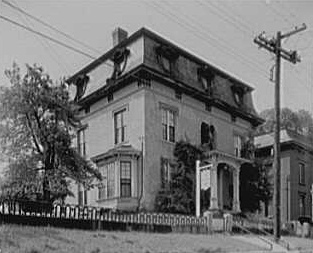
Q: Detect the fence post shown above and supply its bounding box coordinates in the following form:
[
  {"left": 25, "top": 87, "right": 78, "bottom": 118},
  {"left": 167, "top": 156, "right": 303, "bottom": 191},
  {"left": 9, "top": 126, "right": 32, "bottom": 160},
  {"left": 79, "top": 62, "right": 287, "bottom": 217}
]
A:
[
  {"left": 203, "top": 211, "right": 213, "bottom": 234},
  {"left": 223, "top": 213, "right": 233, "bottom": 233}
]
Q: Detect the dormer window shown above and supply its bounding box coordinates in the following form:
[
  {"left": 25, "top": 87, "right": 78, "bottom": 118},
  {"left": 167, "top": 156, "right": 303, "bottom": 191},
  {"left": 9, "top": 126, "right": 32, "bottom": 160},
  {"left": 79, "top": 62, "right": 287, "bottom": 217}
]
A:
[
  {"left": 161, "top": 57, "right": 171, "bottom": 72},
  {"left": 155, "top": 45, "right": 179, "bottom": 75},
  {"left": 74, "top": 74, "right": 90, "bottom": 101},
  {"left": 231, "top": 84, "right": 245, "bottom": 107},
  {"left": 110, "top": 47, "right": 130, "bottom": 80},
  {"left": 197, "top": 65, "right": 215, "bottom": 96}
]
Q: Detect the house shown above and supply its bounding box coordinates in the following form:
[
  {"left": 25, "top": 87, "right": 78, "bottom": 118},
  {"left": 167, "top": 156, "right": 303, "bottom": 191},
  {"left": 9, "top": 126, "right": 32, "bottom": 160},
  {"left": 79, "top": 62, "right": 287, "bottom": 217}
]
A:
[
  {"left": 255, "top": 129, "right": 313, "bottom": 223},
  {"left": 66, "top": 27, "right": 263, "bottom": 213}
]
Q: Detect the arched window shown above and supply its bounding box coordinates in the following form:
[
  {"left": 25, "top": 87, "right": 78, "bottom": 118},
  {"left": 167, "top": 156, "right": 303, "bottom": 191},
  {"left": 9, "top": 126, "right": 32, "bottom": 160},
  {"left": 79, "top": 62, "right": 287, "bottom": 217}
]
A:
[
  {"left": 209, "top": 125, "right": 216, "bottom": 150},
  {"left": 201, "top": 123, "right": 216, "bottom": 150},
  {"left": 201, "top": 122, "right": 210, "bottom": 145}
]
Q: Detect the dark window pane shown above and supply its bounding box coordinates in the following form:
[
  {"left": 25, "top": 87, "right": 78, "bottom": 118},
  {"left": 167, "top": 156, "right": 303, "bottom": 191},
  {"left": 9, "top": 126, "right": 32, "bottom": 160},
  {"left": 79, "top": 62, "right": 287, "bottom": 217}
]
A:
[
  {"left": 162, "top": 124, "right": 167, "bottom": 140},
  {"left": 120, "top": 161, "right": 131, "bottom": 197},
  {"left": 169, "top": 126, "right": 175, "bottom": 142}
]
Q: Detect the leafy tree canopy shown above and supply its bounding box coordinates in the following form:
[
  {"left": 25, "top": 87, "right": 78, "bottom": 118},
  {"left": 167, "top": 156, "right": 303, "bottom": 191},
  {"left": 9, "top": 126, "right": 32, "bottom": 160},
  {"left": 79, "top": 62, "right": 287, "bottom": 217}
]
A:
[
  {"left": 239, "top": 160, "right": 272, "bottom": 213},
  {"left": 0, "top": 63, "right": 101, "bottom": 203},
  {"left": 257, "top": 107, "right": 313, "bottom": 135}
]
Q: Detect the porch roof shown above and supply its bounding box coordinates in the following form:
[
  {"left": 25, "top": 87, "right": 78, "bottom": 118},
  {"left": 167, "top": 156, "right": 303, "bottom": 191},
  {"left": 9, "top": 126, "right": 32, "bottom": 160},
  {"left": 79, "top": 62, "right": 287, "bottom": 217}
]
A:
[
  {"left": 91, "top": 145, "right": 141, "bottom": 163},
  {"left": 203, "top": 150, "right": 252, "bottom": 168}
]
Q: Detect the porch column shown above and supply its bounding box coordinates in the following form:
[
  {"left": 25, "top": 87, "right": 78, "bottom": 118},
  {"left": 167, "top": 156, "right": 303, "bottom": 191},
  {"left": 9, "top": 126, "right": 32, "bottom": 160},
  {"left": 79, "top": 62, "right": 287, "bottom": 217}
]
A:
[
  {"left": 219, "top": 169, "right": 224, "bottom": 209},
  {"left": 232, "top": 168, "right": 241, "bottom": 213},
  {"left": 210, "top": 158, "right": 218, "bottom": 210}
]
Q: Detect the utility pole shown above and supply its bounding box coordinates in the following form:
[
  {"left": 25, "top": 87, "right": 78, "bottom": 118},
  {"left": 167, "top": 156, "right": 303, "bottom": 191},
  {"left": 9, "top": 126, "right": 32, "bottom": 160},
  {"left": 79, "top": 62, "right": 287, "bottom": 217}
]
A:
[{"left": 254, "top": 23, "right": 306, "bottom": 242}]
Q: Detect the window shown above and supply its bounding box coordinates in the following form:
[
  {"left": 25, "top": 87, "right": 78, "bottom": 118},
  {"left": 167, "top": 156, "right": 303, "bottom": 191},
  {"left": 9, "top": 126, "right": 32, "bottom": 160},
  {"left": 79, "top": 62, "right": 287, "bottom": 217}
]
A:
[
  {"left": 114, "top": 109, "right": 127, "bottom": 144},
  {"left": 78, "top": 184, "right": 83, "bottom": 206},
  {"left": 107, "top": 162, "right": 115, "bottom": 198},
  {"left": 161, "top": 158, "right": 171, "bottom": 188},
  {"left": 299, "top": 193, "right": 306, "bottom": 216},
  {"left": 299, "top": 163, "right": 305, "bottom": 185},
  {"left": 98, "top": 181, "right": 106, "bottom": 200},
  {"left": 78, "top": 184, "right": 87, "bottom": 206},
  {"left": 155, "top": 45, "right": 178, "bottom": 75},
  {"left": 98, "top": 162, "right": 115, "bottom": 200},
  {"left": 201, "top": 123, "right": 216, "bottom": 149},
  {"left": 197, "top": 66, "right": 214, "bottom": 96},
  {"left": 234, "top": 134, "right": 243, "bottom": 157},
  {"left": 161, "top": 56, "right": 171, "bottom": 72},
  {"left": 84, "top": 189, "right": 88, "bottom": 205},
  {"left": 162, "top": 108, "right": 176, "bottom": 143},
  {"left": 120, "top": 161, "right": 131, "bottom": 197},
  {"left": 77, "top": 128, "right": 86, "bottom": 156},
  {"left": 231, "top": 85, "right": 245, "bottom": 107}
]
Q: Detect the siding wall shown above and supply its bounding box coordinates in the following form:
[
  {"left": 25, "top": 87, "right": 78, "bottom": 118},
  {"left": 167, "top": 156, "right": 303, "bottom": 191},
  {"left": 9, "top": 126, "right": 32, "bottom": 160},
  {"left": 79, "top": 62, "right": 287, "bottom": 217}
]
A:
[{"left": 141, "top": 80, "right": 252, "bottom": 210}]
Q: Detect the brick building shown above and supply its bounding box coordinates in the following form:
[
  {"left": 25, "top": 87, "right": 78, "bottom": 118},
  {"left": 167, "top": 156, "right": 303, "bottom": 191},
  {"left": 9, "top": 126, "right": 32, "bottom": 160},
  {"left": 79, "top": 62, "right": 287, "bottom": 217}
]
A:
[
  {"left": 66, "top": 27, "right": 263, "bottom": 212},
  {"left": 255, "top": 129, "right": 313, "bottom": 223}
]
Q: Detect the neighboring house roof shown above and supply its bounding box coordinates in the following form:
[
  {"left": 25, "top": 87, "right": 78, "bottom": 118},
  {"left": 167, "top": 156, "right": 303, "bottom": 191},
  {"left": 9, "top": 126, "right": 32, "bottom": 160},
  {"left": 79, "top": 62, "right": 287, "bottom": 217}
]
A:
[{"left": 255, "top": 129, "right": 313, "bottom": 151}]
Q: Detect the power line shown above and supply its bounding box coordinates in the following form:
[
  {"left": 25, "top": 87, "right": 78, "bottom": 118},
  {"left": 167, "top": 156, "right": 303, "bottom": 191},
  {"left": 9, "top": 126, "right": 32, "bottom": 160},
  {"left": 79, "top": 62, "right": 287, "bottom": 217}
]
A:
[
  {"left": 199, "top": 0, "right": 254, "bottom": 37},
  {"left": 9, "top": 0, "right": 70, "bottom": 74},
  {"left": 146, "top": 1, "right": 271, "bottom": 82},
  {"left": 206, "top": 0, "right": 258, "bottom": 34},
  {"left": 162, "top": 0, "right": 270, "bottom": 75},
  {"left": 278, "top": 1, "right": 299, "bottom": 25},
  {"left": 261, "top": 0, "right": 295, "bottom": 28},
  {"left": 2, "top": 0, "right": 102, "bottom": 55},
  {"left": 0, "top": 14, "right": 97, "bottom": 60}
]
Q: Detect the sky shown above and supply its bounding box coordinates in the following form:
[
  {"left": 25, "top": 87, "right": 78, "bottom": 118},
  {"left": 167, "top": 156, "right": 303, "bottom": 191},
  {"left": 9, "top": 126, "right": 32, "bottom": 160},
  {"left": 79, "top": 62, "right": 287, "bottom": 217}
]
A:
[{"left": 0, "top": 0, "right": 313, "bottom": 115}]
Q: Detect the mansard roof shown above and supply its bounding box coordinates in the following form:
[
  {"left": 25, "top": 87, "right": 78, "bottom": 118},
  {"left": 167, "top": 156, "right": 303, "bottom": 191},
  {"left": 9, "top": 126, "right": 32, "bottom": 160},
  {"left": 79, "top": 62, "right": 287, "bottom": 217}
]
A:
[
  {"left": 67, "top": 27, "right": 264, "bottom": 126},
  {"left": 68, "top": 27, "right": 253, "bottom": 90}
]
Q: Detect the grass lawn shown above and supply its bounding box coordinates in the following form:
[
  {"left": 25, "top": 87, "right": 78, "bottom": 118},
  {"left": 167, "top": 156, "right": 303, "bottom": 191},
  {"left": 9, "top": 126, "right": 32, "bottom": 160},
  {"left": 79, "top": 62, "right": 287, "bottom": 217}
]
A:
[{"left": 0, "top": 224, "right": 266, "bottom": 253}]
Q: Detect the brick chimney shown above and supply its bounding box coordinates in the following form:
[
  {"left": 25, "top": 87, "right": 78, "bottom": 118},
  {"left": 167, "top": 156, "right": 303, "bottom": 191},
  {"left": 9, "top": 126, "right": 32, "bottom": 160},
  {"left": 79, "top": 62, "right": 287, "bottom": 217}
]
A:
[{"left": 112, "top": 27, "right": 128, "bottom": 47}]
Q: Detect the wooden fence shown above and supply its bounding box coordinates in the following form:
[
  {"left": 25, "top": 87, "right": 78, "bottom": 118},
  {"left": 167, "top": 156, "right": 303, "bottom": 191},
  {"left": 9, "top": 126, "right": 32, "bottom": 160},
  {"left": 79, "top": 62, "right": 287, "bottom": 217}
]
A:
[{"left": 0, "top": 200, "right": 212, "bottom": 234}]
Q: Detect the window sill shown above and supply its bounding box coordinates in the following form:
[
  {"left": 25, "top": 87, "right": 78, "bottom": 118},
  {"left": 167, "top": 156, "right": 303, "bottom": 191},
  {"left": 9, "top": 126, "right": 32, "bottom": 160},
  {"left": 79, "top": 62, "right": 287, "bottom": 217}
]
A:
[
  {"left": 114, "top": 140, "right": 129, "bottom": 147},
  {"left": 162, "top": 140, "right": 176, "bottom": 145},
  {"left": 96, "top": 196, "right": 135, "bottom": 203},
  {"left": 97, "top": 197, "right": 119, "bottom": 202}
]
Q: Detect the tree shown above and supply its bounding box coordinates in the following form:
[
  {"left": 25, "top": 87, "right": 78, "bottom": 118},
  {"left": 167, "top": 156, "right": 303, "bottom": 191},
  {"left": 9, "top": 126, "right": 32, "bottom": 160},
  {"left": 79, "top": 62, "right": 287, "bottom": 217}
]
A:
[
  {"left": 257, "top": 107, "right": 313, "bottom": 135},
  {"left": 240, "top": 137, "right": 272, "bottom": 213},
  {"left": 239, "top": 160, "right": 272, "bottom": 213},
  {"left": 155, "top": 140, "right": 203, "bottom": 214},
  {"left": 0, "top": 63, "right": 101, "bottom": 203}
]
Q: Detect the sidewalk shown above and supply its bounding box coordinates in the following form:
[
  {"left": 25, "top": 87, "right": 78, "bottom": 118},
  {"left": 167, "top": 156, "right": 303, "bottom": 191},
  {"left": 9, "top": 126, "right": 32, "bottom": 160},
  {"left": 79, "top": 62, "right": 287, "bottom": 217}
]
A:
[{"left": 233, "top": 235, "right": 313, "bottom": 253}]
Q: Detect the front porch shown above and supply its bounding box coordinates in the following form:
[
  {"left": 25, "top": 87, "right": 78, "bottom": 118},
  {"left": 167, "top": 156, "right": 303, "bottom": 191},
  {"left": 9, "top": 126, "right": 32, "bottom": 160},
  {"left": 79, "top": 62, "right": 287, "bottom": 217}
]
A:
[{"left": 196, "top": 150, "right": 251, "bottom": 216}]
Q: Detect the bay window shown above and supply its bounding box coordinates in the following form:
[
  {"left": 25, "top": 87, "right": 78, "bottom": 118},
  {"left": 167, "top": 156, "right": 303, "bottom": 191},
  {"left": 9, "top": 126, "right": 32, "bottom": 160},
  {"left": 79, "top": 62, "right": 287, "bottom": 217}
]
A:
[{"left": 120, "top": 161, "right": 131, "bottom": 197}]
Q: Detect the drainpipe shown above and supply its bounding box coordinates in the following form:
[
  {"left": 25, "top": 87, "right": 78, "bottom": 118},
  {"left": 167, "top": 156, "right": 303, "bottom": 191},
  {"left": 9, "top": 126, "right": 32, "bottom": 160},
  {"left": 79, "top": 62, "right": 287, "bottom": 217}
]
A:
[
  {"left": 286, "top": 175, "right": 290, "bottom": 222},
  {"left": 137, "top": 136, "right": 144, "bottom": 211}
]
